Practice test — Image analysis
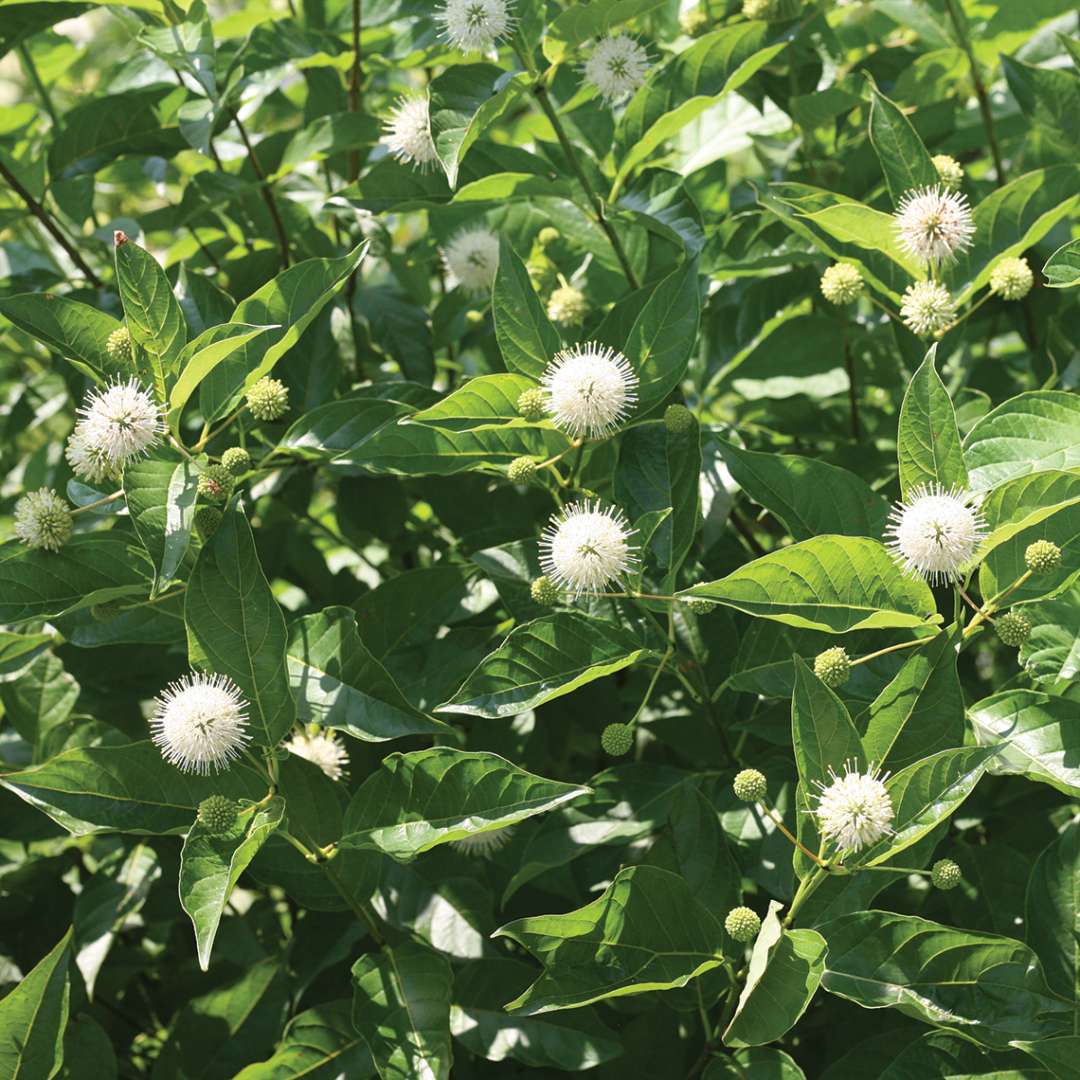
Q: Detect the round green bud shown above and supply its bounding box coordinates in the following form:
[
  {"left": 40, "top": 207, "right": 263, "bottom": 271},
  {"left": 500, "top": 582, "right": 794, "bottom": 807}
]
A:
[
  {"left": 246, "top": 377, "right": 289, "bottom": 422},
  {"left": 930, "top": 858, "right": 962, "bottom": 891},
  {"left": 932, "top": 154, "right": 964, "bottom": 190},
  {"left": 742, "top": 0, "right": 779, "bottom": 18},
  {"left": 537, "top": 227, "right": 560, "bottom": 247},
  {"left": 680, "top": 6, "right": 710, "bottom": 36},
  {"left": 724, "top": 906, "right": 761, "bottom": 942},
  {"left": 464, "top": 309, "right": 486, "bottom": 327},
  {"left": 814, "top": 646, "right": 851, "bottom": 689},
  {"left": 1025, "top": 540, "right": 1062, "bottom": 574},
  {"left": 995, "top": 610, "right": 1031, "bottom": 648},
  {"left": 600, "top": 722, "right": 634, "bottom": 757},
  {"left": 194, "top": 505, "right": 222, "bottom": 538},
  {"left": 989, "top": 256, "right": 1034, "bottom": 301},
  {"left": 546, "top": 285, "right": 588, "bottom": 328},
  {"left": 530, "top": 575, "right": 561, "bottom": 607},
  {"left": 820, "top": 263, "right": 864, "bottom": 306},
  {"left": 198, "top": 464, "right": 233, "bottom": 503},
  {"left": 684, "top": 598, "right": 712, "bottom": 615},
  {"left": 197, "top": 795, "right": 239, "bottom": 836},
  {"left": 517, "top": 387, "right": 547, "bottom": 423},
  {"left": 507, "top": 456, "right": 537, "bottom": 483},
  {"left": 733, "top": 768, "right": 767, "bottom": 803},
  {"left": 105, "top": 325, "right": 133, "bottom": 365},
  {"left": 664, "top": 403, "right": 696, "bottom": 435},
  {"left": 221, "top": 447, "right": 251, "bottom": 476}
]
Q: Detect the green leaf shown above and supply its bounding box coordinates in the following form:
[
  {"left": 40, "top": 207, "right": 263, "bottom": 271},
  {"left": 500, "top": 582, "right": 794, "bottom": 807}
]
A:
[
  {"left": 793, "top": 198, "right": 924, "bottom": 280},
  {"left": 1013, "top": 1037, "right": 1080, "bottom": 1079},
  {"left": 820, "top": 910, "right": 1071, "bottom": 1048},
  {"left": 351, "top": 943, "right": 453, "bottom": 1080},
  {"left": 714, "top": 440, "right": 889, "bottom": 541},
  {"left": 682, "top": 536, "right": 939, "bottom": 634},
  {"left": 1043, "top": 238, "right": 1080, "bottom": 288},
  {"left": 0, "top": 536, "right": 149, "bottom": 624},
  {"left": 969, "top": 690, "right": 1080, "bottom": 798},
  {"left": 180, "top": 796, "right": 285, "bottom": 971},
  {"left": 436, "top": 613, "right": 654, "bottom": 718},
  {"left": 409, "top": 373, "right": 538, "bottom": 430},
  {"left": 122, "top": 450, "right": 198, "bottom": 592},
  {"left": 542, "top": 0, "right": 666, "bottom": 63},
  {"left": 1002, "top": 55, "right": 1080, "bottom": 160},
  {"left": 185, "top": 506, "right": 295, "bottom": 750},
  {"left": 0, "top": 293, "right": 122, "bottom": 380},
  {"left": 0, "top": 650, "right": 78, "bottom": 759},
  {"left": 858, "top": 626, "right": 963, "bottom": 772},
  {"left": 1025, "top": 820, "right": 1080, "bottom": 1002},
  {"left": 866, "top": 79, "right": 938, "bottom": 204},
  {"left": 286, "top": 607, "right": 450, "bottom": 742},
  {"left": 277, "top": 392, "right": 417, "bottom": 461},
  {"left": 963, "top": 390, "right": 1080, "bottom": 492},
  {"left": 495, "top": 865, "right": 726, "bottom": 1014},
  {"left": 897, "top": 344, "right": 967, "bottom": 498},
  {"left": 0, "top": 928, "right": 71, "bottom": 1080},
  {"left": 492, "top": 236, "right": 562, "bottom": 379},
  {"left": 340, "top": 748, "right": 589, "bottom": 858},
  {"left": 724, "top": 900, "right": 827, "bottom": 1048},
  {"left": 705, "top": 1048, "right": 807, "bottom": 1080},
  {"left": 114, "top": 233, "right": 187, "bottom": 403},
  {"left": 1019, "top": 581, "right": 1080, "bottom": 688},
  {"left": 792, "top": 656, "right": 865, "bottom": 793},
  {"left": 0, "top": 741, "right": 266, "bottom": 836}
]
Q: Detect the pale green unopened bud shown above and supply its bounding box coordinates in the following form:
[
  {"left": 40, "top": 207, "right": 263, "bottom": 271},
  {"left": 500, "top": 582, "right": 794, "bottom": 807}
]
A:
[
  {"left": 600, "top": 722, "right": 634, "bottom": 757},
  {"left": 198, "top": 464, "right": 233, "bottom": 503},
  {"left": 820, "top": 263, "right": 864, "bottom": 305},
  {"left": 517, "top": 387, "right": 547, "bottom": 422},
  {"left": 530, "top": 575, "right": 560, "bottom": 607},
  {"left": 664, "top": 404, "right": 696, "bottom": 434},
  {"left": 13, "top": 488, "right": 73, "bottom": 553},
  {"left": 546, "top": 285, "right": 588, "bottom": 328},
  {"left": 198, "top": 795, "right": 239, "bottom": 836},
  {"left": 680, "top": 6, "right": 709, "bottom": 36},
  {"left": 507, "top": 456, "right": 537, "bottom": 483},
  {"left": 221, "top": 447, "right": 251, "bottom": 476},
  {"left": 246, "top": 377, "right": 289, "bottom": 421},
  {"left": 814, "top": 647, "right": 851, "bottom": 688},
  {"left": 725, "top": 906, "right": 761, "bottom": 942},
  {"left": 1025, "top": 540, "right": 1061, "bottom": 574},
  {"left": 995, "top": 610, "right": 1031, "bottom": 647},
  {"left": 733, "top": 768, "right": 767, "bottom": 803},
  {"left": 106, "top": 325, "right": 133, "bottom": 365},
  {"left": 989, "top": 256, "right": 1034, "bottom": 301},
  {"left": 742, "top": 0, "right": 779, "bottom": 18},
  {"left": 930, "top": 858, "right": 961, "bottom": 890},
  {"left": 932, "top": 154, "right": 964, "bottom": 190}
]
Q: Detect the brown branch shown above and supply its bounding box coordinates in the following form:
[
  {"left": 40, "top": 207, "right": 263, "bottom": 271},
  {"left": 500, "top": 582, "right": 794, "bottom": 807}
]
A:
[{"left": 229, "top": 110, "right": 290, "bottom": 270}]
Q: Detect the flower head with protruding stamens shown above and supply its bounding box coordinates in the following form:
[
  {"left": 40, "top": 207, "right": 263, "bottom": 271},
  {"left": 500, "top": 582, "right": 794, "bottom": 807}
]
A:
[
  {"left": 286, "top": 729, "right": 349, "bottom": 781},
  {"left": 451, "top": 827, "right": 514, "bottom": 857},
  {"left": 442, "top": 226, "right": 500, "bottom": 295},
  {"left": 812, "top": 761, "right": 894, "bottom": 854},
  {"left": 539, "top": 499, "right": 637, "bottom": 596},
  {"left": 885, "top": 483, "right": 985, "bottom": 585},
  {"left": 894, "top": 185, "right": 974, "bottom": 266},
  {"left": 73, "top": 378, "right": 161, "bottom": 469},
  {"left": 541, "top": 343, "right": 638, "bottom": 439},
  {"left": 384, "top": 96, "right": 438, "bottom": 171},
  {"left": 584, "top": 34, "right": 650, "bottom": 103},
  {"left": 437, "top": 0, "right": 514, "bottom": 53},
  {"left": 150, "top": 673, "right": 250, "bottom": 775},
  {"left": 14, "top": 489, "right": 72, "bottom": 552},
  {"left": 900, "top": 281, "right": 955, "bottom": 337}
]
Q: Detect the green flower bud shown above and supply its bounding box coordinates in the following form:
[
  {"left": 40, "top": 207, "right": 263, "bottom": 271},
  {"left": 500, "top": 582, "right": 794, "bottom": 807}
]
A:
[
  {"left": 724, "top": 906, "right": 761, "bottom": 942},
  {"left": 246, "top": 377, "right": 289, "bottom": 421},
  {"left": 194, "top": 505, "right": 222, "bottom": 538},
  {"left": 930, "top": 858, "right": 961, "bottom": 891},
  {"left": 198, "top": 464, "right": 233, "bottom": 504},
  {"left": 684, "top": 598, "right": 712, "bottom": 615},
  {"left": 464, "top": 309, "right": 486, "bottom": 327},
  {"left": 507, "top": 456, "right": 537, "bottom": 483},
  {"left": 733, "top": 768, "right": 767, "bottom": 803},
  {"left": 820, "top": 263, "right": 864, "bottom": 305},
  {"left": 680, "top": 6, "right": 710, "bottom": 36},
  {"left": 600, "top": 722, "right": 634, "bottom": 757},
  {"left": 932, "top": 154, "right": 964, "bottom": 190},
  {"left": 530, "top": 575, "right": 560, "bottom": 607},
  {"left": 742, "top": 0, "right": 779, "bottom": 19},
  {"left": 664, "top": 404, "right": 696, "bottom": 435},
  {"left": 106, "top": 325, "right": 133, "bottom": 365},
  {"left": 1025, "top": 540, "right": 1061, "bottom": 574},
  {"left": 995, "top": 610, "right": 1031, "bottom": 647},
  {"left": 989, "top": 256, "right": 1034, "bottom": 301},
  {"left": 546, "top": 285, "right": 588, "bottom": 328},
  {"left": 814, "top": 647, "right": 851, "bottom": 689},
  {"left": 517, "top": 387, "right": 547, "bottom": 422},
  {"left": 221, "top": 447, "right": 251, "bottom": 476},
  {"left": 197, "top": 795, "right": 239, "bottom": 836},
  {"left": 13, "top": 488, "right": 73, "bottom": 552}
]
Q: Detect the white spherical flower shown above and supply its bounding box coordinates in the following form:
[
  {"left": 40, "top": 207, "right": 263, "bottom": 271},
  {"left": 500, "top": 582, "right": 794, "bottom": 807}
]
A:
[
  {"left": 584, "top": 34, "right": 650, "bottom": 104},
  {"left": 76, "top": 378, "right": 162, "bottom": 468},
  {"left": 539, "top": 499, "right": 637, "bottom": 596},
  {"left": 451, "top": 826, "right": 514, "bottom": 857},
  {"left": 150, "top": 673, "right": 250, "bottom": 775},
  {"left": 899, "top": 280, "right": 955, "bottom": 337},
  {"left": 885, "top": 483, "right": 986, "bottom": 584},
  {"left": 437, "top": 0, "right": 513, "bottom": 53},
  {"left": 894, "top": 185, "right": 974, "bottom": 266},
  {"left": 285, "top": 729, "right": 350, "bottom": 782},
  {"left": 66, "top": 424, "right": 121, "bottom": 485},
  {"left": 13, "top": 489, "right": 73, "bottom": 552},
  {"left": 442, "top": 226, "right": 500, "bottom": 295},
  {"left": 541, "top": 343, "right": 638, "bottom": 439},
  {"left": 812, "top": 761, "right": 894, "bottom": 854},
  {"left": 384, "top": 95, "right": 438, "bottom": 171}
]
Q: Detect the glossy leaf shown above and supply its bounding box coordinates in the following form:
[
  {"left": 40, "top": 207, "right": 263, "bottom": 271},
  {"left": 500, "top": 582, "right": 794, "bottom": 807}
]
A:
[
  {"left": 492, "top": 236, "right": 561, "bottom": 379},
  {"left": 1043, "top": 237, "right": 1080, "bottom": 288},
  {"left": 1025, "top": 820, "right": 1080, "bottom": 1002},
  {"left": 123, "top": 450, "right": 198, "bottom": 592},
  {"left": 866, "top": 80, "right": 938, "bottom": 204},
  {"left": 897, "top": 345, "right": 967, "bottom": 498}
]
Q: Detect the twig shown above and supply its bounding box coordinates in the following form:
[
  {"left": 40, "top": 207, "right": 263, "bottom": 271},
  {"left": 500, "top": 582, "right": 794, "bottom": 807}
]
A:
[{"left": 230, "top": 109, "right": 290, "bottom": 269}]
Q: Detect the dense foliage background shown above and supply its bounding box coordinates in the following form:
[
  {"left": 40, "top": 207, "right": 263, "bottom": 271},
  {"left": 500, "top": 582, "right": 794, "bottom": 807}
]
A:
[{"left": 1, "top": 0, "right": 1079, "bottom": 1076}]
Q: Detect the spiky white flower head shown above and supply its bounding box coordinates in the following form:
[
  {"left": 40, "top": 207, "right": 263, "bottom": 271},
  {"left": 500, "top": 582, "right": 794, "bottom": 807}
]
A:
[
  {"left": 885, "top": 483, "right": 985, "bottom": 584},
  {"left": 285, "top": 729, "right": 350, "bottom": 781},
  {"left": 451, "top": 826, "right": 514, "bottom": 857},
  {"left": 65, "top": 425, "right": 120, "bottom": 485},
  {"left": 989, "top": 256, "right": 1034, "bottom": 301},
  {"left": 74, "top": 378, "right": 162, "bottom": 469},
  {"left": 584, "top": 34, "right": 650, "bottom": 104},
  {"left": 932, "top": 154, "right": 964, "bottom": 190},
  {"left": 437, "top": 0, "right": 513, "bottom": 53},
  {"left": 894, "top": 185, "right": 974, "bottom": 266},
  {"left": 820, "top": 263, "right": 863, "bottom": 305},
  {"left": 150, "top": 673, "right": 250, "bottom": 775},
  {"left": 442, "top": 226, "right": 500, "bottom": 295},
  {"left": 541, "top": 343, "right": 638, "bottom": 439},
  {"left": 13, "top": 489, "right": 73, "bottom": 552},
  {"left": 812, "top": 761, "right": 894, "bottom": 854},
  {"left": 900, "top": 280, "right": 955, "bottom": 337},
  {"left": 384, "top": 95, "right": 438, "bottom": 171},
  {"left": 539, "top": 499, "right": 637, "bottom": 596}
]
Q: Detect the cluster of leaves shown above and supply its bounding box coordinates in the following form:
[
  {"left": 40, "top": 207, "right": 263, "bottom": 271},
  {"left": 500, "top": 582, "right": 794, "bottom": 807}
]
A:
[{"left": 1, "top": 0, "right": 1079, "bottom": 1077}]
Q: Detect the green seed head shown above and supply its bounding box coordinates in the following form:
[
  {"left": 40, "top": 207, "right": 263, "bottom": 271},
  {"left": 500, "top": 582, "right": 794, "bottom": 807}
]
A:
[
  {"left": 733, "top": 768, "right": 767, "bottom": 803},
  {"left": 814, "top": 647, "right": 851, "bottom": 688},
  {"left": 820, "top": 263, "right": 864, "bottom": 305},
  {"left": 1025, "top": 540, "right": 1062, "bottom": 574},
  {"left": 995, "top": 610, "right": 1031, "bottom": 647},
  {"left": 684, "top": 598, "right": 712, "bottom": 615},
  {"left": 197, "top": 795, "right": 239, "bottom": 836},
  {"left": 194, "top": 505, "right": 222, "bottom": 538},
  {"left": 246, "top": 377, "right": 290, "bottom": 421},
  {"left": 221, "top": 447, "right": 251, "bottom": 476},
  {"left": 106, "top": 325, "right": 133, "bottom": 365},
  {"left": 517, "top": 387, "right": 547, "bottom": 422},
  {"left": 932, "top": 154, "right": 964, "bottom": 190},
  {"left": 600, "top": 722, "right": 634, "bottom": 757},
  {"left": 507, "top": 456, "right": 537, "bottom": 483},
  {"left": 664, "top": 404, "right": 697, "bottom": 435},
  {"left": 725, "top": 906, "right": 761, "bottom": 942},
  {"left": 989, "top": 256, "right": 1034, "bottom": 301},
  {"left": 931, "top": 858, "right": 962, "bottom": 891},
  {"left": 198, "top": 464, "right": 233, "bottom": 503},
  {"left": 530, "top": 575, "right": 561, "bottom": 607}
]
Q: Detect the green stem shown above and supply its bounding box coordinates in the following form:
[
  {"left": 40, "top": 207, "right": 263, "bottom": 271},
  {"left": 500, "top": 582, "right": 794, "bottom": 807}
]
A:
[
  {"left": 784, "top": 866, "right": 828, "bottom": 927},
  {"left": 963, "top": 569, "right": 1033, "bottom": 637},
  {"left": 71, "top": 490, "right": 124, "bottom": 515},
  {"left": 761, "top": 798, "right": 830, "bottom": 869},
  {"left": 850, "top": 635, "right": 934, "bottom": 668},
  {"left": 18, "top": 44, "right": 60, "bottom": 128}
]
